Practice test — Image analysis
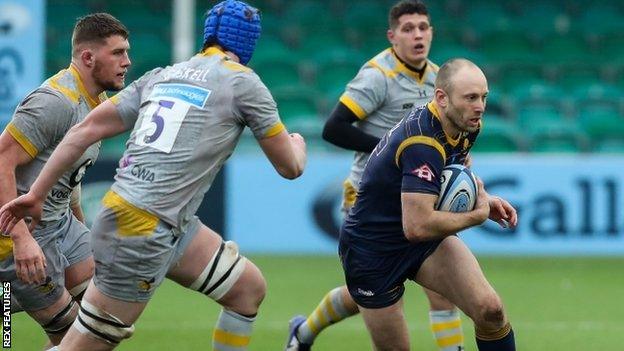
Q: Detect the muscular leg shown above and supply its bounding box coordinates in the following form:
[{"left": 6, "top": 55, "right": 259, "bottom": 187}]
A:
[
  {"left": 64, "top": 256, "right": 94, "bottom": 301},
  {"left": 167, "top": 223, "right": 266, "bottom": 350},
  {"left": 58, "top": 281, "right": 146, "bottom": 351},
  {"left": 359, "top": 298, "right": 410, "bottom": 351},
  {"left": 39, "top": 257, "right": 95, "bottom": 350},
  {"left": 415, "top": 236, "right": 515, "bottom": 350},
  {"left": 27, "top": 290, "right": 77, "bottom": 346},
  {"left": 423, "top": 287, "right": 464, "bottom": 351}
]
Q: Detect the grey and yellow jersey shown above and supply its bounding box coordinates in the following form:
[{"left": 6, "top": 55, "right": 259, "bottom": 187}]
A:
[
  {"left": 110, "top": 47, "right": 284, "bottom": 232},
  {"left": 339, "top": 48, "right": 438, "bottom": 191},
  {"left": 6, "top": 65, "right": 104, "bottom": 224}
]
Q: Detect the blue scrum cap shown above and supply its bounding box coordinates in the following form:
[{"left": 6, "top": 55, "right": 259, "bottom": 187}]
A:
[{"left": 203, "top": 0, "right": 261, "bottom": 65}]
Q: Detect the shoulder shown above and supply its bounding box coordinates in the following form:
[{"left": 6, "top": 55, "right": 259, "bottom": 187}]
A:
[{"left": 364, "top": 49, "right": 399, "bottom": 79}]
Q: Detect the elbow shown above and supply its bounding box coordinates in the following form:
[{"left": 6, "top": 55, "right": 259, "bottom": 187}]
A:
[
  {"left": 278, "top": 163, "right": 304, "bottom": 180},
  {"left": 403, "top": 223, "right": 430, "bottom": 242}
]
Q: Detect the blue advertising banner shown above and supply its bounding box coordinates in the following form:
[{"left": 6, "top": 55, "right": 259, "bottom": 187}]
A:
[
  {"left": 227, "top": 154, "right": 624, "bottom": 256},
  {"left": 0, "top": 0, "right": 44, "bottom": 124}
]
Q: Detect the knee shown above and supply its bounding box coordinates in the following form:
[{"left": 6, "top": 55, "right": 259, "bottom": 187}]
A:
[
  {"left": 220, "top": 262, "right": 266, "bottom": 314},
  {"left": 474, "top": 293, "right": 506, "bottom": 328}
]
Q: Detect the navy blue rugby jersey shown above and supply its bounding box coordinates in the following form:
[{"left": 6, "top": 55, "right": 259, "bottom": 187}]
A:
[{"left": 342, "top": 101, "right": 480, "bottom": 253}]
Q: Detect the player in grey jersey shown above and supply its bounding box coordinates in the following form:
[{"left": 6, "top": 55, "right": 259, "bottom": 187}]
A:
[
  {"left": 0, "top": 13, "right": 130, "bottom": 346},
  {"left": 286, "top": 2, "right": 465, "bottom": 351},
  {"left": 0, "top": 1, "right": 306, "bottom": 350}
]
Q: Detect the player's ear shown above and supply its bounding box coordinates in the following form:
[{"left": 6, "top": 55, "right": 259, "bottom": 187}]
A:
[
  {"left": 434, "top": 88, "right": 448, "bottom": 107},
  {"left": 80, "top": 49, "right": 95, "bottom": 68},
  {"left": 386, "top": 28, "right": 395, "bottom": 45}
]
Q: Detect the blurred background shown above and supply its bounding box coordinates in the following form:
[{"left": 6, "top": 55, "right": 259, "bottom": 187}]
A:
[{"left": 2, "top": 0, "right": 624, "bottom": 350}]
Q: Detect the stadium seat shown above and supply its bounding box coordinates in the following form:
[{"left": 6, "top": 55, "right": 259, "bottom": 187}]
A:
[
  {"left": 511, "top": 2, "right": 562, "bottom": 40},
  {"left": 510, "top": 80, "right": 565, "bottom": 115},
  {"left": 599, "top": 33, "right": 624, "bottom": 64},
  {"left": 497, "top": 63, "right": 544, "bottom": 91},
  {"left": 251, "top": 58, "right": 302, "bottom": 90},
  {"left": 464, "top": 3, "right": 513, "bottom": 37},
  {"left": 555, "top": 65, "right": 604, "bottom": 93},
  {"left": 577, "top": 104, "right": 624, "bottom": 140},
  {"left": 471, "top": 116, "right": 524, "bottom": 153},
  {"left": 526, "top": 120, "right": 589, "bottom": 153},
  {"left": 429, "top": 45, "right": 485, "bottom": 66},
  {"left": 540, "top": 34, "right": 593, "bottom": 64},
  {"left": 313, "top": 48, "right": 366, "bottom": 93},
  {"left": 272, "top": 86, "right": 320, "bottom": 122},
  {"left": 480, "top": 31, "right": 537, "bottom": 64},
  {"left": 593, "top": 138, "right": 624, "bottom": 153},
  {"left": 577, "top": 3, "right": 624, "bottom": 37}
]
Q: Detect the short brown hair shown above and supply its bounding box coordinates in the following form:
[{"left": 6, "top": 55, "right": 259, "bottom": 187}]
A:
[
  {"left": 72, "top": 13, "right": 129, "bottom": 55},
  {"left": 388, "top": 0, "right": 430, "bottom": 29}
]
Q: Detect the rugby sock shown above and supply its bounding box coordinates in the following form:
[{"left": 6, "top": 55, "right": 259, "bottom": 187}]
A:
[
  {"left": 429, "top": 309, "right": 464, "bottom": 351},
  {"left": 212, "top": 309, "right": 255, "bottom": 351},
  {"left": 297, "top": 287, "right": 356, "bottom": 344},
  {"left": 475, "top": 323, "right": 515, "bottom": 351}
]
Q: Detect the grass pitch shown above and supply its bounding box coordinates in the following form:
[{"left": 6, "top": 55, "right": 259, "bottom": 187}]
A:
[{"left": 11, "top": 256, "right": 624, "bottom": 350}]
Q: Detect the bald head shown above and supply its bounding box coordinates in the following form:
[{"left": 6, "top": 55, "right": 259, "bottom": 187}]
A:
[{"left": 434, "top": 58, "right": 486, "bottom": 95}]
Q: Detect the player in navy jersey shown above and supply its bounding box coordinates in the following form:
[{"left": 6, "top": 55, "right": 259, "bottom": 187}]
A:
[{"left": 340, "top": 58, "right": 518, "bottom": 351}]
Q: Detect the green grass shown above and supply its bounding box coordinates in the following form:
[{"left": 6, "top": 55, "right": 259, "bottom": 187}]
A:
[{"left": 11, "top": 256, "right": 624, "bottom": 350}]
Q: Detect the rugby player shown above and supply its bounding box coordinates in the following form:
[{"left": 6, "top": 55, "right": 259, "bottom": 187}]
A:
[
  {"left": 0, "top": 1, "right": 306, "bottom": 350},
  {"left": 287, "top": 2, "right": 465, "bottom": 350},
  {"left": 338, "top": 58, "right": 517, "bottom": 351},
  {"left": 0, "top": 13, "right": 130, "bottom": 346}
]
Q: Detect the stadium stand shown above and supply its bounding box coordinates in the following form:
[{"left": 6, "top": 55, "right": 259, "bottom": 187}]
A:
[{"left": 39, "top": 0, "right": 623, "bottom": 157}]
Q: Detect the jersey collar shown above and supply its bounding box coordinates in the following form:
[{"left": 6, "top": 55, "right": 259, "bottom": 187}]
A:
[
  {"left": 427, "top": 101, "right": 461, "bottom": 147},
  {"left": 68, "top": 63, "right": 105, "bottom": 109}
]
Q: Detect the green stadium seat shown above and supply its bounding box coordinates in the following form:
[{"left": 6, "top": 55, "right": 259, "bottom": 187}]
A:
[
  {"left": 600, "top": 33, "right": 624, "bottom": 64},
  {"left": 497, "top": 64, "right": 544, "bottom": 92},
  {"left": 465, "top": 3, "right": 513, "bottom": 36},
  {"left": 472, "top": 117, "right": 524, "bottom": 152},
  {"left": 593, "top": 138, "right": 624, "bottom": 153},
  {"left": 517, "top": 106, "right": 565, "bottom": 129},
  {"left": 555, "top": 65, "right": 604, "bottom": 93},
  {"left": 571, "top": 83, "right": 622, "bottom": 104},
  {"left": 251, "top": 58, "right": 302, "bottom": 90},
  {"left": 577, "top": 3, "right": 624, "bottom": 37},
  {"left": 540, "top": 34, "right": 593, "bottom": 64},
  {"left": 429, "top": 45, "right": 485, "bottom": 66},
  {"left": 512, "top": 3, "right": 562, "bottom": 40},
  {"left": 577, "top": 104, "right": 624, "bottom": 140},
  {"left": 527, "top": 120, "right": 589, "bottom": 153},
  {"left": 272, "top": 86, "right": 320, "bottom": 122},
  {"left": 313, "top": 49, "right": 366, "bottom": 93},
  {"left": 480, "top": 31, "right": 537, "bottom": 64},
  {"left": 509, "top": 81, "right": 565, "bottom": 114},
  {"left": 251, "top": 36, "right": 294, "bottom": 63}
]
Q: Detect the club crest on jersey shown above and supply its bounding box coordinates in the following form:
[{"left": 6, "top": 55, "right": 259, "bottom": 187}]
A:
[{"left": 412, "top": 164, "right": 435, "bottom": 182}]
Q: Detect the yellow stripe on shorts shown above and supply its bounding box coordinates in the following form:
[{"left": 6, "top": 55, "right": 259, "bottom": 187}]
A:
[
  {"left": 213, "top": 329, "right": 251, "bottom": 347},
  {"left": 0, "top": 236, "right": 13, "bottom": 261},
  {"left": 102, "top": 191, "right": 159, "bottom": 237}
]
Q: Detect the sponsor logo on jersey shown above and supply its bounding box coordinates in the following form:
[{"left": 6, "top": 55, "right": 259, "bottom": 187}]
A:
[
  {"left": 357, "top": 288, "right": 374, "bottom": 297},
  {"left": 130, "top": 164, "right": 156, "bottom": 183},
  {"left": 51, "top": 189, "right": 70, "bottom": 199},
  {"left": 402, "top": 103, "right": 414, "bottom": 109},
  {"left": 411, "top": 164, "right": 435, "bottom": 182}
]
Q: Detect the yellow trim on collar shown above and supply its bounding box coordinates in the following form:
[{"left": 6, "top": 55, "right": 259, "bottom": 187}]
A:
[
  {"left": 395, "top": 135, "right": 446, "bottom": 168},
  {"left": 427, "top": 101, "right": 461, "bottom": 147},
  {"left": 69, "top": 64, "right": 103, "bottom": 109}
]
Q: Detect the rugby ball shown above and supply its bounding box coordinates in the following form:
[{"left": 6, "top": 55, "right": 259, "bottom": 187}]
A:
[{"left": 435, "top": 165, "right": 478, "bottom": 212}]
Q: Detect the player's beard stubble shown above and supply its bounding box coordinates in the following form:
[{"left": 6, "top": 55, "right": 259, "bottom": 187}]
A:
[{"left": 93, "top": 59, "right": 124, "bottom": 91}]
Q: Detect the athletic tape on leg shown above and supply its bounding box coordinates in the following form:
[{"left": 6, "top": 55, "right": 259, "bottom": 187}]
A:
[
  {"left": 190, "top": 240, "right": 247, "bottom": 300},
  {"left": 74, "top": 299, "right": 134, "bottom": 345}
]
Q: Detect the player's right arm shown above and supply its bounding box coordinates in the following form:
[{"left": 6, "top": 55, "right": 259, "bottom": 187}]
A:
[
  {"left": 0, "top": 129, "right": 47, "bottom": 284},
  {"left": 258, "top": 131, "right": 306, "bottom": 179}
]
